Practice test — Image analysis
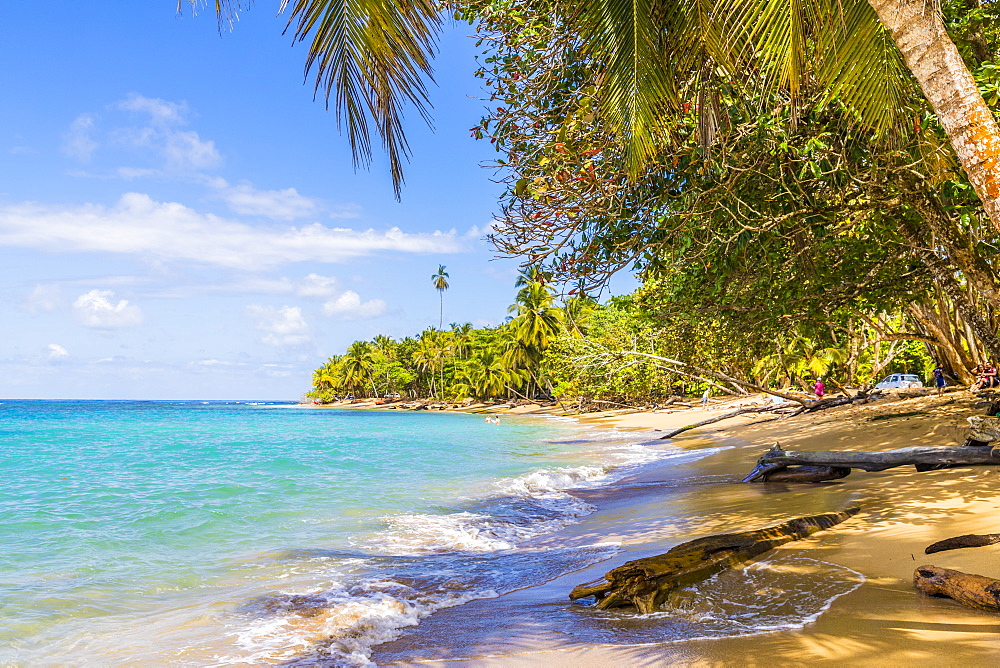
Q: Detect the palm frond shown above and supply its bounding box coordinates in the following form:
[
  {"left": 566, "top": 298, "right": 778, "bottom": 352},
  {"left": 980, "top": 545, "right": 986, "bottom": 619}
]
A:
[
  {"left": 812, "top": 0, "right": 916, "bottom": 137},
  {"left": 575, "top": 0, "right": 679, "bottom": 174},
  {"left": 721, "top": 0, "right": 915, "bottom": 136},
  {"left": 282, "top": 0, "right": 442, "bottom": 198}
]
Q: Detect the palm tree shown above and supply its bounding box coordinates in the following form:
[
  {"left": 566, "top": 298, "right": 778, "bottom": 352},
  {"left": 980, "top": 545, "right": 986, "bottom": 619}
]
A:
[
  {"left": 207, "top": 0, "right": 1000, "bottom": 229},
  {"left": 507, "top": 281, "right": 565, "bottom": 396},
  {"left": 431, "top": 265, "right": 449, "bottom": 329},
  {"left": 341, "top": 341, "right": 378, "bottom": 397},
  {"left": 413, "top": 330, "right": 448, "bottom": 397},
  {"left": 754, "top": 335, "right": 848, "bottom": 390}
]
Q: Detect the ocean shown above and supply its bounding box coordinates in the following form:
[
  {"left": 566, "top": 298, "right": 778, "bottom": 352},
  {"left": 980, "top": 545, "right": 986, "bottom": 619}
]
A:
[{"left": 0, "top": 400, "right": 672, "bottom": 665}]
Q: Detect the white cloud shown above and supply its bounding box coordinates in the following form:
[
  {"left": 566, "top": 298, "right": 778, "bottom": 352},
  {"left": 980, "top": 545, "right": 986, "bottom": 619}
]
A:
[
  {"left": 163, "top": 130, "right": 221, "bottom": 170},
  {"left": 205, "top": 178, "right": 359, "bottom": 221},
  {"left": 322, "top": 290, "right": 387, "bottom": 321},
  {"left": 47, "top": 343, "right": 70, "bottom": 360},
  {"left": 0, "top": 193, "right": 463, "bottom": 269},
  {"left": 116, "top": 93, "right": 187, "bottom": 125},
  {"left": 464, "top": 220, "right": 500, "bottom": 240},
  {"left": 72, "top": 289, "right": 144, "bottom": 328},
  {"left": 247, "top": 305, "right": 311, "bottom": 346},
  {"left": 217, "top": 182, "right": 320, "bottom": 220},
  {"left": 298, "top": 273, "right": 339, "bottom": 297},
  {"left": 25, "top": 284, "right": 62, "bottom": 313},
  {"left": 105, "top": 94, "right": 221, "bottom": 173},
  {"left": 64, "top": 114, "right": 98, "bottom": 161},
  {"left": 260, "top": 363, "right": 295, "bottom": 378},
  {"left": 116, "top": 167, "right": 159, "bottom": 180}
]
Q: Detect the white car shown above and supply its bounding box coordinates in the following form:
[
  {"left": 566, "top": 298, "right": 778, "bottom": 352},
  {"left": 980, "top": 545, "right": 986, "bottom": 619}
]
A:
[{"left": 874, "top": 373, "right": 923, "bottom": 389}]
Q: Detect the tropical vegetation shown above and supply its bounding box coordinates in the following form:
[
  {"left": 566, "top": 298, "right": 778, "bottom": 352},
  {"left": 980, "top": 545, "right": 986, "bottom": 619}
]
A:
[{"left": 308, "top": 269, "right": 938, "bottom": 405}]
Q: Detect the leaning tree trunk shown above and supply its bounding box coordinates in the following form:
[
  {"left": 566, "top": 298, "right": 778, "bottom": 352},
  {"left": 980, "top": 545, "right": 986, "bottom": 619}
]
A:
[
  {"left": 868, "top": 0, "right": 1000, "bottom": 230},
  {"left": 895, "top": 215, "right": 1000, "bottom": 360}
]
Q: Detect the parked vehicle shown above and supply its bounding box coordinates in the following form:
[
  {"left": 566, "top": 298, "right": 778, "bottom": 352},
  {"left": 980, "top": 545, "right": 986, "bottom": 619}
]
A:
[{"left": 874, "top": 374, "right": 923, "bottom": 389}]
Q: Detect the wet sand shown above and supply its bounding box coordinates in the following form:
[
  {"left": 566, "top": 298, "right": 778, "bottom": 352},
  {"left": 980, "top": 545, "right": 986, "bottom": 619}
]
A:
[{"left": 371, "top": 392, "right": 1000, "bottom": 665}]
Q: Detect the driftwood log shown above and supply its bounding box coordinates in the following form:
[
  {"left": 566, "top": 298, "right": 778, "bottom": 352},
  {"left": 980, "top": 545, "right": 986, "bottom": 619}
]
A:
[
  {"left": 743, "top": 443, "right": 1000, "bottom": 483},
  {"left": 658, "top": 404, "right": 792, "bottom": 439},
  {"left": 925, "top": 534, "right": 1000, "bottom": 554},
  {"left": 914, "top": 565, "right": 1000, "bottom": 612},
  {"left": 569, "top": 507, "right": 859, "bottom": 613}
]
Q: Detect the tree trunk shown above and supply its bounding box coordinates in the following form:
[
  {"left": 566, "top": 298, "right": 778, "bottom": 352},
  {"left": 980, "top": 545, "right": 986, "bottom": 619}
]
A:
[
  {"left": 743, "top": 443, "right": 1000, "bottom": 482},
  {"left": 895, "top": 215, "right": 1000, "bottom": 360},
  {"left": 658, "top": 404, "right": 793, "bottom": 439},
  {"left": 926, "top": 533, "right": 1000, "bottom": 554},
  {"left": 569, "top": 508, "right": 860, "bottom": 613},
  {"left": 905, "top": 188, "right": 1000, "bottom": 313},
  {"left": 914, "top": 565, "right": 1000, "bottom": 611},
  {"left": 869, "top": 0, "right": 1000, "bottom": 230},
  {"left": 909, "top": 304, "right": 975, "bottom": 384}
]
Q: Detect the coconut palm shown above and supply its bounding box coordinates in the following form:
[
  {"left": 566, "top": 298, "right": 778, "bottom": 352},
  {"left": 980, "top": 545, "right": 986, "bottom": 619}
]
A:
[
  {"left": 507, "top": 281, "right": 565, "bottom": 396},
  {"left": 453, "top": 350, "right": 518, "bottom": 399},
  {"left": 206, "top": 0, "right": 1000, "bottom": 229},
  {"left": 413, "top": 330, "right": 448, "bottom": 397},
  {"left": 754, "top": 335, "right": 848, "bottom": 389},
  {"left": 431, "top": 265, "right": 449, "bottom": 329},
  {"left": 341, "top": 340, "right": 378, "bottom": 396}
]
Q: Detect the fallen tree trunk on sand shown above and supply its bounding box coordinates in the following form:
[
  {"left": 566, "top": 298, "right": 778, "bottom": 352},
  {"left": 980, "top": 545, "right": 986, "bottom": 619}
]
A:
[
  {"left": 657, "top": 392, "right": 888, "bottom": 440},
  {"left": 743, "top": 443, "right": 1000, "bottom": 483},
  {"left": 569, "top": 507, "right": 859, "bottom": 613},
  {"left": 926, "top": 534, "right": 1000, "bottom": 554},
  {"left": 914, "top": 566, "right": 1000, "bottom": 612},
  {"left": 659, "top": 405, "right": 794, "bottom": 439}
]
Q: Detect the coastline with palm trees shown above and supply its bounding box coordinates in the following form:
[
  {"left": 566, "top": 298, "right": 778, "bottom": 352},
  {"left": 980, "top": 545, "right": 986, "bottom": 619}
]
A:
[{"left": 303, "top": 265, "right": 1000, "bottom": 664}]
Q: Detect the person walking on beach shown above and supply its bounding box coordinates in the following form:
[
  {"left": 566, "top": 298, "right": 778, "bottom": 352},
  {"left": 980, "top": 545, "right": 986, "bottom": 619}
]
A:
[
  {"left": 813, "top": 378, "right": 825, "bottom": 398},
  {"left": 933, "top": 364, "right": 947, "bottom": 395}
]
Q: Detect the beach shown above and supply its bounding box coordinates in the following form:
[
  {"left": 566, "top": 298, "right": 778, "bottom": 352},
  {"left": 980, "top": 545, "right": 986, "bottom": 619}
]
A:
[
  {"left": 368, "top": 391, "right": 1000, "bottom": 666},
  {"left": 6, "top": 396, "right": 1000, "bottom": 665}
]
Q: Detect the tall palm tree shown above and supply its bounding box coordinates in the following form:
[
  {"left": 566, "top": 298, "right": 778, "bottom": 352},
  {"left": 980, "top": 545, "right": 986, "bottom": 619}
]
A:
[
  {"left": 208, "top": 0, "right": 1000, "bottom": 229},
  {"left": 431, "top": 265, "right": 449, "bottom": 329}
]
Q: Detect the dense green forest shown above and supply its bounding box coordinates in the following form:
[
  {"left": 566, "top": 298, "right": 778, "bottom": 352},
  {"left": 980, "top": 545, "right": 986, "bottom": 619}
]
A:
[{"left": 307, "top": 267, "right": 935, "bottom": 405}]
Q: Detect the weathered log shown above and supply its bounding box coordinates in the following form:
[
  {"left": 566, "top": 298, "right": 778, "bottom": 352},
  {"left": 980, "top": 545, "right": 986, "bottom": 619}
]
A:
[
  {"left": 743, "top": 442, "right": 1000, "bottom": 482},
  {"left": 760, "top": 465, "right": 852, "bottom": 483},
  {"left": 914, "top": 565, "right": 1000, "bottom": 612},
  {"left": 925, "top": 534, "right": 1000, "bottom": 554},
  {"left": 659, "top": 405, "right": 790, "bottom": 439},
  {"left": 569, "top": 507, "right": 860, "bottom": 613}
]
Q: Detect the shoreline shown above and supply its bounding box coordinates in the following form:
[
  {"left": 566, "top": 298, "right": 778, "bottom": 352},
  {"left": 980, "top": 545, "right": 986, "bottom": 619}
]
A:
[{"left": 368, "top": 389, "right": 1000, "bottom": 665}]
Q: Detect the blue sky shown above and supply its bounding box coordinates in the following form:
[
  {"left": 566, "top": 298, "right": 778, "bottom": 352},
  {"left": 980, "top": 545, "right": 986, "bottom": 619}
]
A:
[{"left": 0, "top": 3, "right": 633, "bottom": 400}]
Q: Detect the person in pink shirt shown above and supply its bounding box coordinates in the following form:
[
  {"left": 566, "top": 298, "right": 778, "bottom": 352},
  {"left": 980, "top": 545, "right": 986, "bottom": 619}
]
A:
[{"left": 814, "top": 378, "right": 825, "bottom": 398}]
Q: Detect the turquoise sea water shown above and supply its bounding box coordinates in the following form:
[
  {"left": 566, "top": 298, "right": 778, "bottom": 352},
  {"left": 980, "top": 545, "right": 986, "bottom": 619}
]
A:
[{"left": 0, "top": 401, "right": 664, "bottom": 665}]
